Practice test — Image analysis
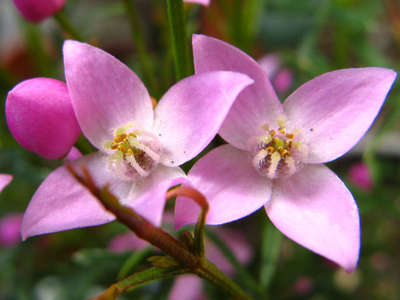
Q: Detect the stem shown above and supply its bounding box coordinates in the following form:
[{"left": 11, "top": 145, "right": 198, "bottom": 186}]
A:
[
  {"left": 259, "top": 221, "right": 282, "bottom": 292},
  {"left": 121, "top": 0, "right": 159, "bottom": 95},
  {"left": 117, "top": 247, "right": 153, "bottom": 280},
  {"left": 92, "top": 266, "right": 188, "bottom": 300},
  {"left": 67, "top": 166, "right": 252, "bottom": 299},
  {"left": 166, "top": 0, "right": 193, "bottom": 80},
  {"left": 53, "top": 11, "right": 84, "bottom": 41},
  {"left": 166, "top": 186, "right": 208, "bottom": 256}
]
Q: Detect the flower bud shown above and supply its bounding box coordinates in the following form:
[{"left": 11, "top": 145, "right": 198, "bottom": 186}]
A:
[
  {"left": 6, "top": 78, "right": 81, "bottom": 159},
  {"left": 12, "top": 0, "right": 65, "bottom": 23},
  {"left": 0, "top": 213, "right": 23, "bottom": 247}
]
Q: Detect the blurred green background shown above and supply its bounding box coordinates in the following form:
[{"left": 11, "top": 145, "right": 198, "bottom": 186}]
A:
[{"left": 0, "top": 0, "right": 399, "bottom": 299}]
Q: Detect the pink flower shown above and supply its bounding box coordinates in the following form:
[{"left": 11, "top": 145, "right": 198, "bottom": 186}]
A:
[
  {"left": 6, "top": 78, "right": 81, "bottom": 159},
  {"left": 0, "top": 213, "right": 23, "bottom": 247},
  {"left": 12, "top": 0, "right": 65, "bottom": 23},
  {"left": 258, "top": 54, "right": 293, "bottom": 94},
  {"left": 348, "top": 162, "right": 372, "bottom": 191},
  {"left": 175, "top": 34, "right": 397, "bottom": 272},
  {"left": 184, "top": 0, "right": 210, "bottom": 6},
  {"left": 20, "top": 40, "right": 253, "bottom": 240},
  {"left": 0, "top": 174, "right": 12, "bottom": 193}
]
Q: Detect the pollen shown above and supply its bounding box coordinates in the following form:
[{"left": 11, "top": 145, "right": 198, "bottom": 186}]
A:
[
  {"left": 104, "top": 124, "right": 161, "bottom": 180},
  {"left": 252, "top": 123, "right": 306, "bottom": 179}
]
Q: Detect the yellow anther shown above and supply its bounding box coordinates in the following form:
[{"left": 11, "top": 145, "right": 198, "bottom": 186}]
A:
[
  {"left": 286, "top": 140, "right": 293, "bottom": 148},
  {"left": 286, "top": 133, "right": 294, "bottom": 139},
  {"left": 270, "top": 130, "right": 276, "bottom": 136},
  {"left": 266, "top": 146, "right": 275, "bottom": 153},
  {"left": 128, "top": 132, "right": 137, "bottom": 138},
  {"left": 273, "top": 137, "right": 279, "bottom": 144},
  {"left": 278, "top": 127, "right": 286, "bottom": 135},
  {"left": 111, "top": 143, "right": 119, "bottom": 150},
  {"left": 114, "top": 134, "right": 127, "bottom": 143},
  {"left": 277, "top": 115, "right": 286, "bottom": 128}
]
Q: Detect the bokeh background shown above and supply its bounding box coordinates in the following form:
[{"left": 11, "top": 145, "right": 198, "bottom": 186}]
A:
[{"left": 0, "top": 0, "right": 399, "bottom": 299}]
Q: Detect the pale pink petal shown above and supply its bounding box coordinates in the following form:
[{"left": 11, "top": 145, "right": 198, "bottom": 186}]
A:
[
  {"left": 108, "top": 232, "right": 148, "bottom": 253},
  {"left": 153, "top": 71, "right": 253, "bottom": 167},
  {"left": 206, "top": 227, "right": 252, "bottom": 274},
  {"left": 63, "top": 40, "right": 153, "bottom": 151},
  {"left": 0, "top": 174, "right": 13, "bottom": 192},
  {"left": 284, "top": 68, "right": 397, "bottom": 163},
  {"left": 193, "top": 34, "right": 283, "bottom": 151},
  {"left": 13, "top": 0, "right": 65, "bottom": 23},
  {"left": 258, "top": 54, "right": 280, "bottom": 78},
  {"left": 175, "top": 145, "right": 271, "bottom": 227},
  {"left": 6, "top": 78, "right": 81, "bottom": 159},
  {"left": 21, "top": 153, "right": 125, "bottom": 240},
  {"left": 168, "top": 275, "right": 206, "bottom": 300},
  {"left": 128, "top": 166, "right": 187, "bottom": 226},
  {"left": 64, "top": 146, "right": 83, "bottom": 161},
  {"left": 266, "top": 164, "right": 360, "bottom": 272},
  {"left": 184, "top": 0, "right": 210, "bottom": 5}
]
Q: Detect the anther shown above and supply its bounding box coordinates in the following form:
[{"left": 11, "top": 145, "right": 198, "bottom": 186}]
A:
[
  {"left": 270, "top": 130, "right": 276, "bottom": 136},
  {"left": 278, "top": 127, "right": 286, "bottom": 135},
  {"left": 286, "top": 133, "right": 294, "bottom": 139}
]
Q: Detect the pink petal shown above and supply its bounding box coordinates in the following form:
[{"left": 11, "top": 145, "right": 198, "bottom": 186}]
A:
[
  {"left": 274, "top": 69, "right": 293, "bottom": 94},
  {"left": 12, "top": 0, "right": 65, "bottom": 23},
  {"left": 108, "top": 232, "right": 148, "bottom": 253},
  {"left": 283, "top": 68, "right": 397, "bottom": 163},
  {"left": 64, "top": 146, "right": 83, "bottom": 161},
  {"left": 0, "top": 174, "right": 13, "bottom": 192},
  {"left": 168, "top": 275, "right": 205, "bottom": 300},
  {"left": 192, "top": 34, "right": 283, "bottom": 151},
  {"left": 153, "top": 71, "right": 253, "bottom": 167},
  {"left": 258, "top": 54, "right": 280, "bottom": 78},
  {"left": 21, "top": 153, "right": 122, "bottom": 240},
  {"left": 184, "top": 0, "right": 210, "bottom": 5},
  {"left": 63, "top": 40, "right": 154, "bottom": 151},
  {"left": 266, "top": 164, "right": 360, "bottom": 272},
  {"left": 175, "top": 145, "right": 271, "bottom": 228},
  {"left": 128, "top": 166, "right": 187, "bottom": 226},
  {"left": 6, "top": 78, "right": 81, "bottom": 159}
]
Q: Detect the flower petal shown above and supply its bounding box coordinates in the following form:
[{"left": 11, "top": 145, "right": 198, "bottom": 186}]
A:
[
  {"left": 184, "top": 0, "right": 210, "bottom": 5},
  {"left": 193, "top": 34, "right": 283, "bottom": 150},
  {"left": 108, "top": 232, "right": 148, "bottom": 253},
  {"left": 153, "top": 71, "right": 253, "bottom": 167},
  {"left": 13, "top": 0, "right": 65, "bottom": 23},
  {"left": 168, "top": 275, "right": 204, "bottom": 300},
  {"left": 63, "top": 40, "right": 153, "bottom": 151},
  {"left": 127, "top": 166, "right": 187, "bottom": 226},
  {"left": 175, "top": 145, "right": 271, "bottom": 227},
  {"left": 0, "top": 174, "right": 12, "bottom": 192},
  {"left": 266, "top": 164, "right": 360, "bottom": 272},
  {"left": 21, "top": 152, "right": 130, "bottom": 240},
  {"left": 284, "top": 68, "right": 397, "bottom": 163}
]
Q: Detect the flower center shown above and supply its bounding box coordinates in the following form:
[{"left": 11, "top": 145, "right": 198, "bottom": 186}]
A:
[
  {"left": 104, "top": 123, "right": 161, "bottom": 181},
  {"left": 251, "top": 118, "right": 307, "bottom": 180}
]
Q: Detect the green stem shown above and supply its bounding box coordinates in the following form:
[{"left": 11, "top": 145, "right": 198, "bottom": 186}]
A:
[
  {"left": 117, "top": 247, "right": 153, "bottom": 280},
  {"left": 166, "top": 0, "right": 193, "bottom": 80},
  {"left": 68, "top": 167, "right": 252, "bottom": 299},
  {"left": 92, "top": 266, "right": 188, "bottom": 300},
  {"left": 53, "top": 11, "right": 84, "bottom": 41},
  {"left": 121, "top": 0, "right": 159, "bottom": 95},
  {"left": 259, "top": 221, "right": 282, "bottom": 292}
]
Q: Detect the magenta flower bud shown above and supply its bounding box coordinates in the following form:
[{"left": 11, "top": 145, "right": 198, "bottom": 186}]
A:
[
  {"left": 348, "top": 163, "right": 373, "bottom": 191},
  {"left": 184, "top": 0, "right": 210, "bottom": 5},
  {"left": 0, "top": 213, "right": 23, "bottom": 247},
  {"left": 6, "top": 78, "right": 81, "bottom": 159},
  {"left": 12, "top": 0, "right": 65, "bottom": 23}
]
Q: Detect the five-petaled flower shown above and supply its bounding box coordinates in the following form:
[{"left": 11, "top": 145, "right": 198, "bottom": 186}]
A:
[
  {"left": 175, "top": 34, "right": 397, "bottom": 272},
  {"left": 21, "top": 40, "right": 253, "bottom": 240}
]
